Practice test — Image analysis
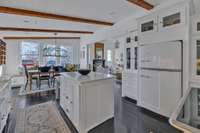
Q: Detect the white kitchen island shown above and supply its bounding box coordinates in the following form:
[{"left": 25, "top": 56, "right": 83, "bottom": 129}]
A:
[{"left": 60, "top": 72, "right": 115, "bottom": 133}]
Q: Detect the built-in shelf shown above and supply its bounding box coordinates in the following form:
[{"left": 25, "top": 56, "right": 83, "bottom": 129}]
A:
[{"left": 0, "top": 40, "right": 6, "bottom": 65}]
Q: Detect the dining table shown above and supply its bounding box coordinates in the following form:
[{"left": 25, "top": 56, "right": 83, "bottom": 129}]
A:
[{"left": 28, "top": 69, "right": 59, "bottom": 90}]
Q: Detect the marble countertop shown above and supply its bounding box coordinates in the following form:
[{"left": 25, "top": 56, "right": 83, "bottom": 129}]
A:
[
  {"left": 61, "top": 72, "right": 115, "bottom": 83},
  {"left": 0, "top": 75, "right": 11, "bottom": 92}
]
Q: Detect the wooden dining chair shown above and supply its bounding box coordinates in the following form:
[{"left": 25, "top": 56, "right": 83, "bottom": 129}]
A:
[
  {"left": 51, "top": 66, "right": 64, "bottom": 87},
  {"left": 24, "top": 65, "right": 39, "bottom": 90},
  {"left": 38, "top": 66, "right": 51, "bottom": 89}
]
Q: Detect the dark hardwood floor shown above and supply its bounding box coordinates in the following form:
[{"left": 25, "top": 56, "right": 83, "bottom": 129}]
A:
[{"left": 6, "top": 84, "right": 182, "bottom": 133}]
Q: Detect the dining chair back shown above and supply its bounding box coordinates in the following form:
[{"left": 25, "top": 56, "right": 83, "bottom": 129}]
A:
[
  {"left": 39, "top": 66, "right": 51, "bottom": 73},
  {"left": 24, "top": 65, "right": 29, "bottom": 79},
  {"left": 24, "top": 65, "right": 39, "bottom": 90},
  {"left": 38, "top": 66, "right": 51, "bottom": 89}
]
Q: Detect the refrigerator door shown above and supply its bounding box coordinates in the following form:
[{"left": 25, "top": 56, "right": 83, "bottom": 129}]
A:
[
  {"left": 140, "top": 69, "right": 182, "bottom": 117},
  {"left": 140, "top": 41, "right": 182, "bottom": 70}
]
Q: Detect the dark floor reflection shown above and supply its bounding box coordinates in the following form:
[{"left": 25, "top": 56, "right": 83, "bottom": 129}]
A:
[{"left": 90, "top": 83, "right": 181, "bottom": 133}]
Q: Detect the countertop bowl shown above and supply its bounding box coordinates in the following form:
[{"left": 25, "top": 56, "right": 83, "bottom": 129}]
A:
[{"left": 78, "top": 69, "right": 91, "bottom": 75}]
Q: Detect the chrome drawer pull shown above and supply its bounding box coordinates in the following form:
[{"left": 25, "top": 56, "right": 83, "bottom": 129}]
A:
[
  {"left": 140, "top": 75, "right": 151, "bottom": 78},
  {"left": 141, "top": 60, "right": 152, "bottom": 63}
]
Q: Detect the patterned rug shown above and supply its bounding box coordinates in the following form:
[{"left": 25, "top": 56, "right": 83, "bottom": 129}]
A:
[
  {"left": 14, "top": 102, "right": 71, "bottom": 133},
  {"left": 18, "top": 84, "right": 56, "bottom": 96}
]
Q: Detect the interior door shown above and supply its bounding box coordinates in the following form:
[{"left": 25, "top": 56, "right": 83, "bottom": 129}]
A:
[{"left": 140, "top": 41, "right": 182, "bottom": 70}]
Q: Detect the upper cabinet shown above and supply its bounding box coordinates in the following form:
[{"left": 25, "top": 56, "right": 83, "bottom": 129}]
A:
[
  {"left": 198, "top": 22, "right": 200, "bottom": 32},
  {"left": 158, "top": 6, "right": 186, "bottom": 32},
  {"left": 191, "top": 16, "right": 200, "bottom": 81},
  {"left": 139, "top": 14, "right": 157, "bottom": 35},
  {"left": 138, "top": 1, "right": 189, "bottom": 44},
  {"left": 192, "top": 16, "right": 200, "bottom": 35},
  {"left": 191, "top": 37, "right": 200, "bottom": 81}
]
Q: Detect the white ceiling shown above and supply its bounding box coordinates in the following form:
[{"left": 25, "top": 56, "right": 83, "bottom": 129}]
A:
[
  {"left": 0, "top": 0, "right": 194, "bottom": 37},
  {"left": 0, "top": 0, "right": 148, "bottom": 23},
  {"left": 0, "top": 0, "right": 150, "bottom": 37}
]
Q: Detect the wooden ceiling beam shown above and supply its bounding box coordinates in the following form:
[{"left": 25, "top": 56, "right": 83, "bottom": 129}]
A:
[
  {"left": 127, "top": 0, "right": 154, "bottom": 10},
  {"left": 0, "top": 27, "right": 93, "bottom": 34},
  {"left": 0, "top": 6, "right": 114, "bottom": 26},
  {"left": 3, "top": 36, "right": 80, "bottom": 40}
]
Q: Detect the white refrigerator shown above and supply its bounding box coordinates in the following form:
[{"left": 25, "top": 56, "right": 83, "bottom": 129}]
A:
[{"left": 139, "top": 41, "right": 183, "bottom": 117}]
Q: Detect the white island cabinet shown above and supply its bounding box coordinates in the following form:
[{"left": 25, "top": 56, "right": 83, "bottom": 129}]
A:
[{"left": 60, "top": 72, "right": 114, "bottom": 133}]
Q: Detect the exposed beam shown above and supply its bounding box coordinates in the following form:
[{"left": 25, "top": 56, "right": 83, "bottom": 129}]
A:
[
  {"left": 0, "top": 6, "right": 114, "bottom": 26},
  {"left": 3, "top": 36, "right": 80, "bottom": 40},
  {"left": 127, "top": 0, "right": 154, "bottom": 10},
  {"left": 0, "top": 27, "right": 93, "bottom": 34}
]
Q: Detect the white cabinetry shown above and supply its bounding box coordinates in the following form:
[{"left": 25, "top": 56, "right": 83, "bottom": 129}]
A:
[
  {"left": 138, "top": 1, "right": 189, "bottom": 44},
  {"left": 140, "top": 70, "right": 182, "bottom": 117},
  {"left": 60, "top": 73, "right": 114, "bottom": 133},
  {"left": 139, "top": 14, "right": 157, "bottom": 35},
  {"left": 122, "top": 32, "right": 138, "bottom": 101},
  {"left": 191, "top": 16, "right": 200, "bottom": 82},
  {"left": 122, "top": 71, "right": 138, "bottom": 100},
  {"left": 158, "top": 6, "right": 186, "bottom": 32},
  {"left": 0, "top": 81, "right": 11, "bottom": 133},
  {"left": 192, "top": 16, "right": 200, "bottom": 35}
]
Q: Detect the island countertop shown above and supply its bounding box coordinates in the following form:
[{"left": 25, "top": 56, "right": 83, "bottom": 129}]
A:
[
  {"left": 61, "top": 72, "right": 115, "bottom": 83},
  {"left": 0, "top": 75, "right": 11, "bottom": 92}
]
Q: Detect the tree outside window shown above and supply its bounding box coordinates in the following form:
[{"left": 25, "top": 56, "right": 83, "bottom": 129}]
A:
[{"left": 21, "top": 41, "right": 39, "bottom": 66}]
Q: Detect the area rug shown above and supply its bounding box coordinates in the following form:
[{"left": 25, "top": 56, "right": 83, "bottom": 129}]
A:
[
  {"left": 18, "top": 84, "right": 56, "bottom": 96},
  {"left": 14, "top": 102, "right": 71, "bottom": 133}
]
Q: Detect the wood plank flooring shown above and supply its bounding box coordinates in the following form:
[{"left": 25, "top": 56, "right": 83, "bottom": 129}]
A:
[{"left": 5, "top": 84, "right": 181, "bottom": 133}]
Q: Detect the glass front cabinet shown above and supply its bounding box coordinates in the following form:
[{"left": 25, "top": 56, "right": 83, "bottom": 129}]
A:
[
  {"left": 192, "top": 17, "right": 200, "bottom": 34},
  {"left": 158, "top": 6, "right": 186, "bottom": 32},
  {"left": 139, "top": 15, "right": 157, "bottom": 35},
  {"left": 138, "top": 5, "right": 186, "bottom": 35},
  {"left": 192, "top": 37, "right": 200, "bottom": 80}
]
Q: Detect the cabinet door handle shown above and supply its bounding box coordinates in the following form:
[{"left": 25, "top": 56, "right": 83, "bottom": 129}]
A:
[
  {"left": 65, "top": 96, "right": 69, "bottom": 99},
  {"left": 141, "top": 60, "right": 152, "bottom": 63},
  {"left": 140, "top": 75, "right": 151, "bottom": 79}
]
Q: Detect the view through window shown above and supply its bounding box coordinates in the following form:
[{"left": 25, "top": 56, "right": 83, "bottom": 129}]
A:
[
  {"left": 21, "top": 41, "right": 39, "bottom": 66},
  {"left": 21, "top": 41, "right": 73, "bottom": 66}
]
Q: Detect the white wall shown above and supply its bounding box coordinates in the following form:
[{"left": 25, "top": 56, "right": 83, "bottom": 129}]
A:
[{"left": 5, "top": 39, "right": 80, "bottom": 75}]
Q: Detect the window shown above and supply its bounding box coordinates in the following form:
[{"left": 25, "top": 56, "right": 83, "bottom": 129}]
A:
[
  {"left": 43, "top": 45, "right": 73, "bottom": 66},
  {"left": 21, "top": 41, "right": 39, "bottom": 66},
  {"left": 107, "top": 50, "right": 112, "bottom": 62},
  {"left": 60, "top": 46, "right": 73, "bottom": 66},
  {"left": 21, "top": 41, "right": 73, "bottom": 66},
  {"left": 43, "top": 45, "right": 57, "bottom": 66}
]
